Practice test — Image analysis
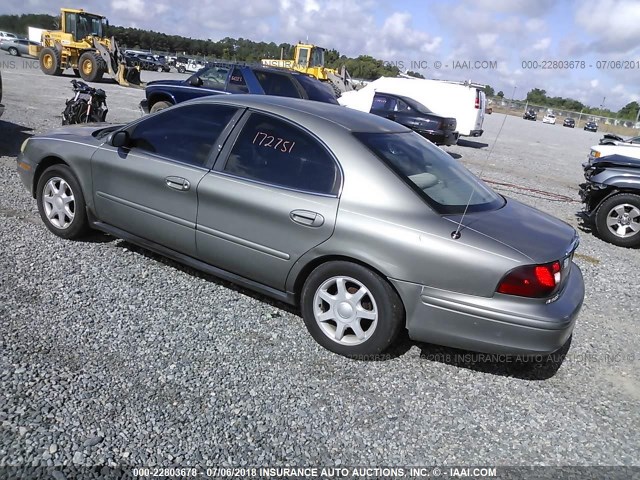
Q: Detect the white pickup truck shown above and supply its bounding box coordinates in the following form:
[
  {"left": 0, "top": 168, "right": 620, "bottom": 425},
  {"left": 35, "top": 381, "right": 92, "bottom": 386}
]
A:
[
  {"left": 589, "top": 142, "right": 640, "bottom": 161},
  {"left": 175, "top": 58, "right": 205, "bottom": 74}
]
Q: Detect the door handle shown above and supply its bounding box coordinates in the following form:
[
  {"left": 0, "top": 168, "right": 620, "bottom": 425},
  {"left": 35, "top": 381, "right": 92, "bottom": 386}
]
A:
[
  {"left": 165, "top": 176, "right": 190, "bottom": 191},
  {"left": 290, "top": 209, "right": 324, "bottom": 227}
]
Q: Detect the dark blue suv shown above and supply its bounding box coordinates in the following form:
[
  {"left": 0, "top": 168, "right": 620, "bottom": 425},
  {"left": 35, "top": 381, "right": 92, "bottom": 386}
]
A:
[{"left": 140, "top": 63, "right": 338, "bottom": 114}]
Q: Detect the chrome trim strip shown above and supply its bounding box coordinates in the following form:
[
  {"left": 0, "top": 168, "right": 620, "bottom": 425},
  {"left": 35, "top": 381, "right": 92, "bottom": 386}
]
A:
[
  {"left": 197, "top": 224, "right": 290, "bottom": 260},
  {"left": 96, "top": 191, "right": 196, "bottom": 228}
]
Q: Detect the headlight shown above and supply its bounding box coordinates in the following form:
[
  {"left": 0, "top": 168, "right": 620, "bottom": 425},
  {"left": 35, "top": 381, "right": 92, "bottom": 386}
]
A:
[{"left": 20, "top": 138, "right": 29, "bottom": 153}]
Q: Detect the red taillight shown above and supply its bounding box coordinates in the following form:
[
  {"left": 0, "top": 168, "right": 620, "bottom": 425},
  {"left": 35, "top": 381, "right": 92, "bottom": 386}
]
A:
[
  {"left": 475, "top": 94, "right": 480, "bottom": 109},
  {"left": 497, "top": 261, "right": 562, "bottom": 298}
]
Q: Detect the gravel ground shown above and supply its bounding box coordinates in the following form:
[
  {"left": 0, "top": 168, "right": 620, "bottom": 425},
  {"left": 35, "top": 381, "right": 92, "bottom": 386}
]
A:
[{"left": 1, "top": 51, "right": 639, "bottom": 471}]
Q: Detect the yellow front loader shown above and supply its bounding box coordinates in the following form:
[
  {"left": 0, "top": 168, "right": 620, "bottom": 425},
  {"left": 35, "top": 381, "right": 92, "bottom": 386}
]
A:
[
  {"left": 261, "top": 43, "right": 356, "bottom": 96},
  {"left": 30, "top": 8, "right": 143, "bottom": 87}
]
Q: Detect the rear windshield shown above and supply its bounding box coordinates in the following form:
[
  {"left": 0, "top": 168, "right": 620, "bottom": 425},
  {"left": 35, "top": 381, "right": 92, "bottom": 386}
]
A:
[
  {"left": 294, "top": 74, "right": 339, "bottom": 105},
  {"left": 355, "top": 132, "right": 504, "bottom": 214}
]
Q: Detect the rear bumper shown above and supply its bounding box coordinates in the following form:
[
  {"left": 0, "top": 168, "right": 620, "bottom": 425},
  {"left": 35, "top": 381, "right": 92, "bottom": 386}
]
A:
[
  {"left": 390, "top": 263, "right": 584, "bottom": 356},
  {"left": 417, "top": 129, "right": 459, "bottom": 146}
]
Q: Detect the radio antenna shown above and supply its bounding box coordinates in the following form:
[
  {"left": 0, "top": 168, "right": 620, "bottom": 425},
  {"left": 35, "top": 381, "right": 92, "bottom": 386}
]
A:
[{"left": 451, "top": 85, "right": 517, "bottom": 240}]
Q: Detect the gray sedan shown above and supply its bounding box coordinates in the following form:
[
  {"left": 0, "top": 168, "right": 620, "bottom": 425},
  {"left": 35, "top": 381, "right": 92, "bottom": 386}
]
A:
[
  {"left": 0, "top": 39, "right": 39, "bottom": 57},
  {"left": 17, "top": 95, "right": 584, "bottom": 358}
]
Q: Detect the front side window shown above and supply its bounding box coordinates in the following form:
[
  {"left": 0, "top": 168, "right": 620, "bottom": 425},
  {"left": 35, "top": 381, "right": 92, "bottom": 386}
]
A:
[
  {"left": 254, "top": 71, "right": 301, "bottom": 98},
  {"left": 356, "top": 132, "right": 504, "bottom": 214},
  {"left": 128, "top": 104, "right": 237, "bottom": 167},
  {"left": 223, "top": 113, "right": 339, "bottom": 194},
  {"left": 197, "top": 67, "right": 228, "bottom": 89},
  {"left": 394, "top": 99, "right": 412, "bottom": 112}
]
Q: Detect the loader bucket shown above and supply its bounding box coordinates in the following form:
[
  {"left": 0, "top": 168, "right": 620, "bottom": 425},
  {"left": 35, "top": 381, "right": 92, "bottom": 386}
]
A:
[
  {"left": 93, "top": 37, "right": 145, "bottom": 88},
  {"left": 117, "top": 64, "right": 145, "bottom": 88}
]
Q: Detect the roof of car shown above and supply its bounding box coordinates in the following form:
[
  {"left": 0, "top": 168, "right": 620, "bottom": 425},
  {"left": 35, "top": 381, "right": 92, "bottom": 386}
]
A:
[{"left": 188, "top": 94, "right": 409, "bottom": 134}]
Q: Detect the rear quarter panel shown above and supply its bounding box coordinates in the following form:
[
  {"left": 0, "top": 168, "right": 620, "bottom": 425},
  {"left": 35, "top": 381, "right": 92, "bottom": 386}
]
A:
[{"left": 284, "top": 129, "right": 526, "bottom": 298}]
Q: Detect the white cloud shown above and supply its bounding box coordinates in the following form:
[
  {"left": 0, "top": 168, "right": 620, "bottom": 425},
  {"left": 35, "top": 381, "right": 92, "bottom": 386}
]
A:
[
  {"left": 590, "top": 79, "right": 599, "bottom": 88},
  {"left": 575, "top": 0, "right": 640, "bottom": 53},
  {"left": 531, "top": 37, "right": 551, "bottom": 51},
  {"left": 111, "top": 0, "right": 146, "bottom": 18},
  {"left": 477, "top": 33, "right": 498, "bottom": 50}
]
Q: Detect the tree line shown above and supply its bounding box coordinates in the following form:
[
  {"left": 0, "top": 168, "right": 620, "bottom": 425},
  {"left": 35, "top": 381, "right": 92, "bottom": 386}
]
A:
[{"left": 483, "top": 85, "right": 639, "bottom": 121}]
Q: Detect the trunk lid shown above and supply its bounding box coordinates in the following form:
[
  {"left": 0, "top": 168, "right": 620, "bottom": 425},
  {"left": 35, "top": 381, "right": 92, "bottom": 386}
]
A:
[{"left": 444, "top": 198, "right": 579, "bottom": 264}]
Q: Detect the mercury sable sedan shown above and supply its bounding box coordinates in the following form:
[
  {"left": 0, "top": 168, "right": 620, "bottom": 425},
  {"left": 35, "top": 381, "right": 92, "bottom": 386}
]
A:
[{"left": 17, "top": 96, "right": 584, "bottom": 358}]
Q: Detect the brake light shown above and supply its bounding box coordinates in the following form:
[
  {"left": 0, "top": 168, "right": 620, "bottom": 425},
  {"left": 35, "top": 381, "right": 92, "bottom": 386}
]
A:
[
  {"left": 496, "top": 261, "right": 562, "bottom": 298},
  {"left": 475, "top": 95, "right": 480, "bottom": 109}
]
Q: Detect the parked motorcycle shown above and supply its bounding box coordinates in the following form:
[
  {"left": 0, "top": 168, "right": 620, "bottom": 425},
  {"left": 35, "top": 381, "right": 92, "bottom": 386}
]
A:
[{"left": 62, "top": 80, "right": 108, "bottom": 125}]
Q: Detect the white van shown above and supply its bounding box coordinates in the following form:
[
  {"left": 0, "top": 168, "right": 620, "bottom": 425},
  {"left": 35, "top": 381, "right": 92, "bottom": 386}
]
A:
[{"left": 340, "top": 77, "right": 486, "bottom": 137}]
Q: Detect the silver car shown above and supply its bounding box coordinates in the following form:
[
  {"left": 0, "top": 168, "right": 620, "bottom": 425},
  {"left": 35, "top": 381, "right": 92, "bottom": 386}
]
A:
[
  {"left": 17, "top": 95, "right": 584, "bottom": 358},
  {"left": 0, "top": 39, "right": 39, "bottom": 57}
]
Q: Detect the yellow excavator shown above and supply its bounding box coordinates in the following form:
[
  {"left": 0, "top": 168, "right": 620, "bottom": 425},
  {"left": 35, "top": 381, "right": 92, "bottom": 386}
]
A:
[
  {"left": 261, "top": 42, "right": 356, "bottom": 96},
  {"left": 30, "top": 8, "right": 143, "bottom": 87}
]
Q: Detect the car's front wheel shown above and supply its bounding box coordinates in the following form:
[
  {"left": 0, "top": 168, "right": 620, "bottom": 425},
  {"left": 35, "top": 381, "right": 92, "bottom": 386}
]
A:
[
  {"left": 8, "top": 47, "right": 19, "bottom": 56},
  {"left": 150, "top": 101, "right": 172, "bottom": 113},
  {"left": 301, "top": 261, "right": 404, "bottom": 358},
  {"left": 36, "top": 165, "right": 89, "bottom": 239},
  {"left": 595, "top": 193, "right": 640, "bottom": 248}
]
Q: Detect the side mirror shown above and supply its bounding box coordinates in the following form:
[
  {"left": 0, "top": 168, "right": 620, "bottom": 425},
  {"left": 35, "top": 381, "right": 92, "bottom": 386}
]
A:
[
  {"left": 189, "top": 76, "right": 203, "bottom": 87},
  {"left": 110, "top": 130, "right": 129, "bottom": 148}
]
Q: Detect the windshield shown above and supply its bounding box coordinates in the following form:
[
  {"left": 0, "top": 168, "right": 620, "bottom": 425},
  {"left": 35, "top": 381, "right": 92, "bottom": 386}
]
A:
[
  {"left": 77, "top": 13, "right": 104, "bottom": 38},
  {"left": 294, "top": 74, "right": 339, "bottom": 104},
  {"left": 355, "top": 132, "right": 505, "bottom": 214},
  {"left": 310, "top": 47, "right": 325, "bottom": 67}
]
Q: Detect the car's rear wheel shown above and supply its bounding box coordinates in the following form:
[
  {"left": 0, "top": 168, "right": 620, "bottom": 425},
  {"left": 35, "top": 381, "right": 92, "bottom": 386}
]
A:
[
  {"left": 301, "top": 261, "right": 404, "bottom": 358},
  {"left": 595, "top": 193, "right": 640, "bottom": 248},
  {"left": 36, "top": 165, "right": 89, "bottom": 239},
  {"left": 178, "top": 66, "right": 185, "bottom": 74}
]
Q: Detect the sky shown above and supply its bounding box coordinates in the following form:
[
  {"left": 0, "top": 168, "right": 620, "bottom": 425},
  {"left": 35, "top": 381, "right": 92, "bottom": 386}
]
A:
[{"left": 2, "top": 0, "right": 639, "bottom": 111}]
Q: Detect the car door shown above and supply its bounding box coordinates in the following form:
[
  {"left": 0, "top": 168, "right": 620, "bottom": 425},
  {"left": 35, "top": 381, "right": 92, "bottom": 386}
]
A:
[
  {"left": 91, "top": 103, "right": 240, "bottom": 257},
  {"left": 196, "top": 111, "right": 341, "bottom": 290}
]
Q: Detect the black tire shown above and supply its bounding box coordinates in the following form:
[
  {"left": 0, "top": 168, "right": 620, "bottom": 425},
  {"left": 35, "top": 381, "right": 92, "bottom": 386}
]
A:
[
  {"left": 150, "top": 100, "right": 171, "bottom": 113},
  {"left": 78, "top": 51, "right": 105, "bottom": 82},
  {"left": 39, "top": 47, "right": 63, "bottom": 76},
  {"left": 595, "top": 193, "right": 640, "bottom": 248},
  {"left": 36, "top": 165, "right": 89, "bottom": 240},
  {"left": 300, "top": 261, "right": 404, "bottom": 358},
  {"left": 8, "top": 47, "right": 19, "bottom": 56},
  {"left": 178, "top": 66, "right": 185, "bottom": 74}
]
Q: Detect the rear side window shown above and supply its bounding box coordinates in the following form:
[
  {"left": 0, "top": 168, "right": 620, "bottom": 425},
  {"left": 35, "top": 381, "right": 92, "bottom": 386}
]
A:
[
  {"left": 223, "top": 112, "right": 339, "bottom": 194},
  {"left": 372, "top": 94, "right": 391, "bottom": 110},
  {"left": 294, "top": 74, "right": 339, "bottom": 104},
  {"left": 129, "top": 104, "right": 237, "bottom": 167},
  {"left": 227, "top": 67, "right": 249, "bottom": 93},
  {"left": 254, "top": 71, "right": 301, "bottom": 98}
]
